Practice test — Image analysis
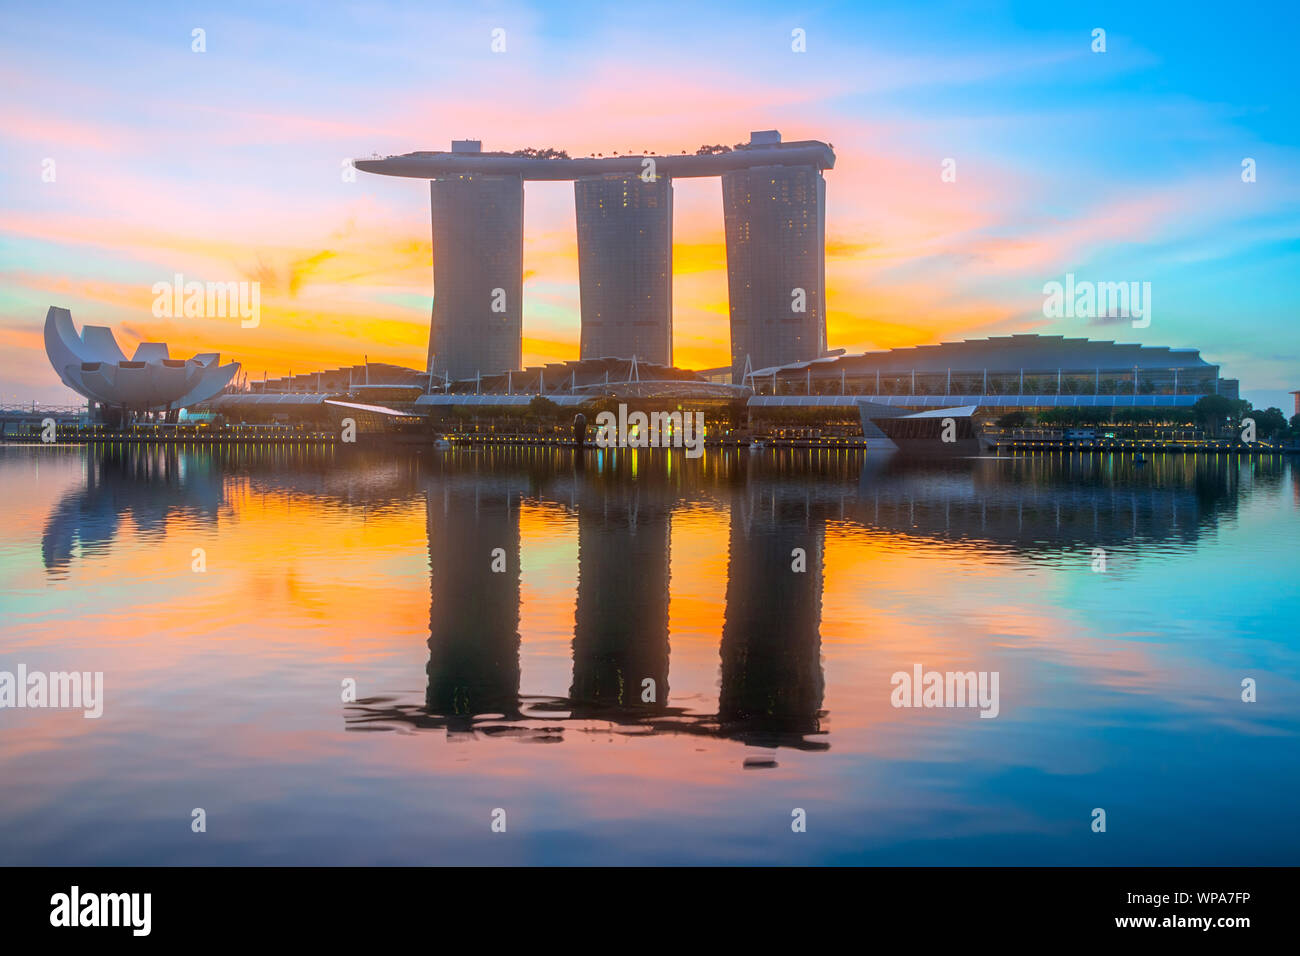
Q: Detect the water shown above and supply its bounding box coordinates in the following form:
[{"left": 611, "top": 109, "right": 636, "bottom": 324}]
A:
[{"left": 0, "top": 443, "right": 1296, "bottom": 865}]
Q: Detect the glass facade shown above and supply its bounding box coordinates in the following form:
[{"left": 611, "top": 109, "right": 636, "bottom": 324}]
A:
[
  {"left": 429, "top": 174, "right": 524, "bottom": 379},
  {"left": 574, "top": 173, "right": 673, "bottom": 365},
  {"left": 722, "top": 164, "right": 827, "bottom": 381}
]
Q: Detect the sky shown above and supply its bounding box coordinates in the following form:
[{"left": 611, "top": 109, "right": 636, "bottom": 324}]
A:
[{"left": 2, "top": 0, "right": 1298, "bottom": 409}]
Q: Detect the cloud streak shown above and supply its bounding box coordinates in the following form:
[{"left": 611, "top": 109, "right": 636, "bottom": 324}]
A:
[{"left": 1, "top": 0, "right": 1297, "bottom": 404}]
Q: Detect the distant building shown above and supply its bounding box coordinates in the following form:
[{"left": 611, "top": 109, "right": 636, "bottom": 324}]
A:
[
  {"left": 746, "top": 334, "right": 1234, "bottom": 407},
  {"left": 428, "top": 171, "right": 523, "bottom": 380},
  {"left": 414, "top": 355, "right": 744, "bottom": 409},
  {"left": 575, "top": 173, "right": 673, "bottom": 365},
  {"left": 722, "top": 153, "right": 827, "bottom": 381},
  {"left": 43, "top": 306, "right": 238, "bottom": 418},
  {"left": 251, "top": 362, "right": 427, "bottom": 394},
  {"left": 354, "top": 131, "right": 836, "bottom": 384}
]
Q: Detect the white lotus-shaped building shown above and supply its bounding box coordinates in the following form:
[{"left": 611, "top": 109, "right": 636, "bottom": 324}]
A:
[{"left": 44, "top": 306, "right": 240, "bottom": 412}]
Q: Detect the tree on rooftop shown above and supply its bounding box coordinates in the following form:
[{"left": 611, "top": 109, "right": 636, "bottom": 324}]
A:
[
  {"left": 528, "top": 396, "right": 560, "bottom": 420},
  {"left": 1193, "top": 394, "right": 1236, "bottom": 437}
]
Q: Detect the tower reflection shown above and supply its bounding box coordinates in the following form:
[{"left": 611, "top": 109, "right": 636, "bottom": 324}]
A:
[
  {"left": 343, "top": 447, "right": 1268, "bottom": 753},
  {"left": 425, "top": 471, "right": 525, "bottom": 727},
  {"left": 570, "top": 472, "right": 672, "bottom": 716},
  {"left": 719, "top": 473, "right": 827, "bottom": 745}
]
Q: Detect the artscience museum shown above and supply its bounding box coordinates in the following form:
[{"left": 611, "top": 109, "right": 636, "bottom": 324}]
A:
[{"left": 43, "top": 306, "right": 240, "bottom": 422}]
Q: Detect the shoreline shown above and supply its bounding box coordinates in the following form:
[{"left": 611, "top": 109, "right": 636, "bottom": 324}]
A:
[{"left": 3, "top": 431, "right": 1296, "bottom": 455}]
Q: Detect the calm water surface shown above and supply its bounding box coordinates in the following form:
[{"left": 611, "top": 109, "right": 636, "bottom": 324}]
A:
[{"left": 0, "top": 443, "right": 1296, "bottom": 865}]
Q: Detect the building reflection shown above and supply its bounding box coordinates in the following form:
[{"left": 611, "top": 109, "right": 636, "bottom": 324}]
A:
[
  {"left": 18, "top": 437, "right": 1290, "bottom": 798},
  {"left": 569, "top": 473, "right": 672, "bottom": 716},
  {"left": 353, "top": 449, "right": 837, "bottom": 750},
  {"left": 719, "top": 474, "right": 827, "bottom": 744},
  {"left": 30, "top": 443, "right": 1283, "bottom": 755},
  {"left": 848, "top": 452, "right": 1246, "bottom": 550},
  {"left": 38, "top": 444, "right": 427, "bottom": 572},
  {"left": 425, "top": 471, "right": 526, "bottom": 727},
  {"left": 54, "top": 443, "right": 1261, "bottom": 752},
  {"left": 41, "top": 445, "right": 225, "bottom": 572}
]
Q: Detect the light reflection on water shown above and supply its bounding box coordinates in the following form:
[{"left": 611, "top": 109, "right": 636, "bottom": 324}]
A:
[{"left": 0, "top": 443, "right": 1296, "bottom": 865}]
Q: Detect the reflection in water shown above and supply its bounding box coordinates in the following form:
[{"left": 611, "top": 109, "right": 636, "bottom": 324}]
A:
[
  {"left": 426, "top": 473, "right": 525, "bottom": 726},
  {"left": 340, "top": 447, "right": 1280, "bottom": 754},
  {"left": 38, "top": 445, "right": 1251, "bottom": 577},
  {"left": 39, "top": 444, "right": 429, "bottom": 574},
  {"left": 720, "top": 478, "right": 827, "bottom": 746},
  {"left": 35, "top": 444, "right": 1272, "bottom": 751},
  {"left": 570, "top": 476, "right": 671, "bottom": 716},
  {"left": 851, "top": 452, "right": 1241, "bottom": 552},
  {"left": 6, "top": 442, "right": 1297, "bottom": 865},
  {"left": 41, "top": 446, "right": 224, "bottom": 572},
  {"left": 350, "top": 452, "right": 835, "bottom": 749}
]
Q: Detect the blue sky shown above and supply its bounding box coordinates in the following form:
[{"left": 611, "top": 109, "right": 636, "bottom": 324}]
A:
[{"left": 1, "top": 0, "right": 1297, "bottom": 407}]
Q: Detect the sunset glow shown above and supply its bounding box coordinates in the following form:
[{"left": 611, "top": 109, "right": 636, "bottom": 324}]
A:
[{"left": 3, "top": 1, "right": 1297, "bottom": 406}]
